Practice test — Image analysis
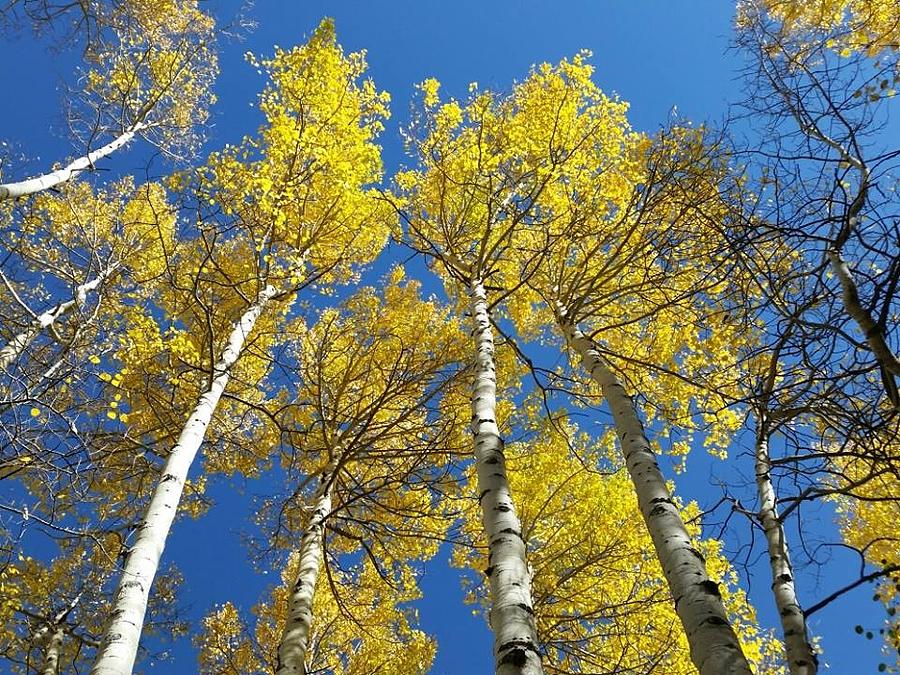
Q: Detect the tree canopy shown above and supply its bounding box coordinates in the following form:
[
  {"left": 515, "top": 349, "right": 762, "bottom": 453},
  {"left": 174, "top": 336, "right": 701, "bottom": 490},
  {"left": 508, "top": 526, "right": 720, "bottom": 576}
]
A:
[{"left": 1, "top": 2, "right": 899, "bottom": 674}]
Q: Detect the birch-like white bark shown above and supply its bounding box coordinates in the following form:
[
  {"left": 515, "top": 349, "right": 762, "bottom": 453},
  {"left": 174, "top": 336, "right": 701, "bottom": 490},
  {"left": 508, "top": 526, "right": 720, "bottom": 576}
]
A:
[
  {"left": 827, "top": 249, "right": 900, "bottom": 378},
  {"left": 0, "top": 267, "right": 118, "bottom": 373},
  {"left": 0, "top": 125, "right": 146, "bottom": 200},
  {"left": 470, "top": 280, "right": 543, "bottom": 675},
  {"left": 40, "top": 625, "right": 66, "bottom": 675},
  {"left": 276, "top": 472, "right": 333, "bottom": 675},
  {"left": 556, "top": 309, "right": 751, "bottom": 675},
  {"left": 755, "top": 425, "right": 817, "bottom": 675},
  {"left": 91, "top": 283, "right": 277, "bottom": 675}
]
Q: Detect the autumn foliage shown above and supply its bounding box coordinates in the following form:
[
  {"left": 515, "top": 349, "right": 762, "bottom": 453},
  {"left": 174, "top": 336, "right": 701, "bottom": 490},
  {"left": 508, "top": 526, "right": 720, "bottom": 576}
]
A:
[{"left": 1, "top": 2, "right": 899, "bottom": 675}]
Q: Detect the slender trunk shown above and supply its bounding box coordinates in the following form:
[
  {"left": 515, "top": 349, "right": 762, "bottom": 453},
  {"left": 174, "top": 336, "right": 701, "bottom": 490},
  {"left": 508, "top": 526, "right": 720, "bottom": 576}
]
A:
[
  {"left": 755, "top": 423, "right": 817, "bottom": 675},
  {"left": 470, "top": 280, "right": 543, "bottom": 675},
  {"left": 91, "top": 284, "right": 277, "bottom": 675},
  {"left": 827, "top": 249, "right": 900, "bottom": 378},
  {"left": 0, "top": 267, "right": 118, "bottom": 373},
  {"left": 40, "top": 625, "right": 65, "bottom": 675},
  {"left": 556, "top": 309, "right": 752, "bottom": 675},
  {"left": 276, "top": 472, "right": 333, "bottom": 675},
  {"left": 0, "top": 124, "right": 146, "bottom": 200}
]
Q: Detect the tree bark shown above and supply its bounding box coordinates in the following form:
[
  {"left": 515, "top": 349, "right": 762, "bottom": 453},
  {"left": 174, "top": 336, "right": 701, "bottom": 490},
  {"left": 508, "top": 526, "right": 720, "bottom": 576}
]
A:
[
  {"left": 91, "top": 283, "right": 277, "bottom": 675},
  {"left": 470, "top": 280, "right": 543, "bottom": 675},
  {"left": 828, "top": 249, "right": 900, "bottom": 378},
  {"left": 556, "top": 308, "right": 752, "bottom": 675},
  {"left": 0, "top": 266, "right": 118, "bottom": 373},
  {"left": 0, "top": 125, "right": 146, "bottom": 200},
  {"left": 276, "top": 471, "right": 333, "bottom": 675},
  {"left": 755, "top": 423, "right": 817, "bottom": 675},
  {"left": 40, "top": 625, "right": 65, "bottom": 675}
]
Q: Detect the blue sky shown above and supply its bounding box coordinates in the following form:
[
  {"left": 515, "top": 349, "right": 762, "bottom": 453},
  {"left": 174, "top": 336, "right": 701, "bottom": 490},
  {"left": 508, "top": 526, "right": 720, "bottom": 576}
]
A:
[{"left": 0, "top": 1, "right": 889, "bottom": 673}]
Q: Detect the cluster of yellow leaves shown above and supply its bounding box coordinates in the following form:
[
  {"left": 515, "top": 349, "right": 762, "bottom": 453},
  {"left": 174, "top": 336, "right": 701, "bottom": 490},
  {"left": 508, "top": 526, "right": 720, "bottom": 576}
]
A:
[
  {"left": 0, "top": 542, "right": 187, "bottom": 672},
  {"left": 746, "top": 0, "right": 900, "bottom": 57},
  {"left": 0, "top": 562, "right": 21, "bottom": 648},
  {"left": 84, "top": 0, "right": 218, "bottom": 154},
  {"left": 833, "top": 446, "right": 900, "bottom": 667},
  {"left": 20, "top": 178, "right": 175, "bottom": 282},
  {"left": 453, "top": 418, "right": 785, "bottom": 673},
  {"left": 197, "top": 557, "right": 435, "bottom": 674},
  {"left": 196, "top": 19, "right": 392, "bottom": 289},
  {"left": 399, "top": 52, "right": 642, "bottom": 299},
  {"left": 266, "top": 270, "right": 466, "bottom": 563}
]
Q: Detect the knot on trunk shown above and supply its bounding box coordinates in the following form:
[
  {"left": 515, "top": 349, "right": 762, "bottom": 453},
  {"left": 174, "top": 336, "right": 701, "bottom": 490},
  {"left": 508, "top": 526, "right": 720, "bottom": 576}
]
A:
[
  {"left": 498, "top": 638, "right": 541, "bottom": 667},
  {"left": 699, "top": 614, "right": 728, "bottom": 627},
  {"left": 775, "top": 572, "right": 793, "bottom": 585},
  {"left": 697, "top": 579, "right": 722, "bottom": 597}
]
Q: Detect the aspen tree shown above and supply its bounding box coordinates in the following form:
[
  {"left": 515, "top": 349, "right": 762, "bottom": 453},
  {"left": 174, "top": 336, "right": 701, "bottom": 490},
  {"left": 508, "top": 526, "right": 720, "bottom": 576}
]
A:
[
  {"left": 196, "top": 271, "right": 459, "bottom": 675},
  {"left": 752, "top": 419, "right": 817, "bottom": 675},
  {"left": 492, "top": 62, "right": 756, "bottom": 670},
  {"left": 731, "top": 11, "right": 900, "bottom": 665},
  {"left": 93, "top": 20, "right": 393, "bottom": 672},
  {"left": 398, "top": 54, "right": 754, "bottom": 672},
  {"left": 398, "top": 74, "right": 553, "bottom": 675},
  {"left": 0, "top": 0, "right": 218, "bottom": 200},
  {"left": 0, "top": 180, "right": 174, "bottom": 378},
  {"left": 265, "top": 273, "right": 463, "bottom": 673},
  {"left": 198, "top": 560, "right": 435, "bottom": 675},
  {"left": 735, "top": 315, "right": 820, "bottom": 674}
]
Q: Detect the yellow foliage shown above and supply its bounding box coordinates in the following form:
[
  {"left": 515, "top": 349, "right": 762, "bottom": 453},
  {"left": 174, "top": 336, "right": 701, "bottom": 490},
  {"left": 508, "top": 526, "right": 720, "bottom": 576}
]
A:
[
  {"left": 264, "top": 273, "right": 466, "bottom": 563},
  {"left": 21, "top": 178, "right": 176, "bottom": 283},
  {"left": 833, "top": 444, "right": 900, "bottom": 667},
  {"left": 197, "top": 19, "right": 393, "bottom": 289},
  {"left": 197, "top": 558, "right": 435, "bottom": 674},
  {"left": 745, "top": 0, "right": 900, "bottom": 57},
  {"left": 83, "top": 0, "right": 218, "bottom": 155},
  {"left": 0, "top": 542, "right": 187, "bottom": 672},
  {"left": 400, "top": 52, "right": 641, "bottom": 303}
]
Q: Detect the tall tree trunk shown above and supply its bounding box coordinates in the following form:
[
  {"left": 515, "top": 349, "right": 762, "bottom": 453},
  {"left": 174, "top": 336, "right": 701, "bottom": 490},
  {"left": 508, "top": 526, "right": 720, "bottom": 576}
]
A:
[
  {"left": 276, "top": 471, "right": 334, "bottom": 675},
  {"left": 0, "top": 266, "right": 118, "bottom": 373},
  {"left": 556, "top": 308, "right": 752, "bottom": 675},
  {"left": 0, "top": 124, "right": 146, "bottom": 200},
  {"left": 470, "top": 280, "right": 543, "bottom": 675},
  {"left": 755, "top": 422, "right": 817, "bottom": 675},
  {"left": 91, "top": 283, "right": 277, "bottom": 675},
  {"left": 40, "top": 625, "right": 65, "bottom": 675}
]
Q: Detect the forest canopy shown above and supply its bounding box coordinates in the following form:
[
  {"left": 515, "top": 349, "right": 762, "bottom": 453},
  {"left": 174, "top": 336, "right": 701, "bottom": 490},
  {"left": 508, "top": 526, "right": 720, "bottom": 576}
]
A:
[{"left": 1, "top": 1, "right": 899, "bottom": 674}]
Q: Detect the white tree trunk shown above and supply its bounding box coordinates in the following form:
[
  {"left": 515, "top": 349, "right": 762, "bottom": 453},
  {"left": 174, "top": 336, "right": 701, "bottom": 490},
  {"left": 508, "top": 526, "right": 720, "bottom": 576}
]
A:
[
  {"left": 0, "top": 125, "right": 146, "bottom": 200},
  {"left": 557, "top": 310, "right": 751, "bottom": 675},
  {"left": 40, "top": 625, "right": 65, "bottom": 675},
  {"left": 828, "top": 249, "right": 900, "bottom": 377},
  {"left": 276, "top": 473, "right": 333, "bottom": 675},
  {"left": 0, "top": 267, "right": 118, "bottom": 373},
  {"left": 470, "top": 280, "right": 543, "bottom": 675},
  {"left": 755, "top": 425, "right": 817, "bottom": 675},
  {"left": 91, "top": 284, "right": 277, "bottom": 675}
]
